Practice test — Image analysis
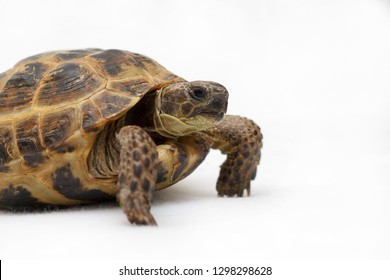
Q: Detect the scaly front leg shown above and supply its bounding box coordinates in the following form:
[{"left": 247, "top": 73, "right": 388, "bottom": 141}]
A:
[
  {"left": 116, "top": 126, "right": 211, "bottom": 225},
  {"left": 206, "top": 115, "right": 263, "bottom": 196},
  {"left": 117, "top": 126, "right": 158, "bottom": 226}
]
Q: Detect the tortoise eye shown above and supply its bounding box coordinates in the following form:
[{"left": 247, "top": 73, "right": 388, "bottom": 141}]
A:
[{"left": 191, "top": 88, "right": 207, "bottom": 101}]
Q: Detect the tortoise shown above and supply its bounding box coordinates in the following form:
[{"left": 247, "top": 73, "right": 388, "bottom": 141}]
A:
[{"left": 0, "top": 49, "right": 262, "bottom": 225}]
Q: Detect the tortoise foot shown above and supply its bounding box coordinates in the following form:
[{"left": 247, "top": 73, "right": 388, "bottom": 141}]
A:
[
  {"left": 208, "top": 115, "right": 262, "bottom": 198},
  {"left": 217, "top": 180, "right": 251, "bottom": 197},
  {"left": 119, "top": 189, "right": 157, "bottom": 226}
]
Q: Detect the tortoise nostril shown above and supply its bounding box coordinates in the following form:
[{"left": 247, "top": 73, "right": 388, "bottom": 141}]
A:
[{"left": 210, "top": 98, "right": 228, "bottom": 114}]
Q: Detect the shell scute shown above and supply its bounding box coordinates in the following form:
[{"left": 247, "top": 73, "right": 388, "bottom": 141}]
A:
[
  {"left": 15, "top": 115, "right": 46, "bottom": 168},
  {"left": 55, "top": 49, "right": 101, "bottom": 61},
  {"left": 90, "top": 49, "right": 129, "bottom": 76},
  {"left": 107, "top": 77, "right": 153, "bottom": 96},
  {"left": 0, "top": 62, "right": 49, "bottom": 113},
  {"left": 0, "top": 126, "right": 18, "bottom": 168},
  {"left": 88, "top": 49, "right": 146, "bottom": 79},
  {"left": 0, "top": 184, "right": 53, "bottom": 210},
  {"left": 80, "top": 100, "right": 103, "bottom": 133},
  {"left": 90, "top": 90, "right": 137, "bottom": 120},
  {"left": 51, "top": 163, "right": 113, "bottom": 201},
  {"left": 41, "top": 107, "right": 77, "bottom": 151},
  {"left": 37, "top": 62, "right": 104, "bottom": 106}
]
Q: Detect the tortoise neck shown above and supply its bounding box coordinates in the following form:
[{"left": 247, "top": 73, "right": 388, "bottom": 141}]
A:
[
  {"left": 87, "top": 118, "right": 124, "bottom": 178},
  {"left": 124, "top": 91, "right": 157, "bottom": 129}
]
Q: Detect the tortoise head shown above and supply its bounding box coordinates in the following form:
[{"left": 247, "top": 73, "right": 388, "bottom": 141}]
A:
[{"left": 154, "top": 81, "right": 228, "bottom": 137}]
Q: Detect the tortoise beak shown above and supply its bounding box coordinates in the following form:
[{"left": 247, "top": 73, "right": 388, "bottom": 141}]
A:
[
  {"left": 209, "top": 95, "right": 228, "bottom": 116},
  {"left": 204, "top": 84, "right": 228, "bottom": 120}
]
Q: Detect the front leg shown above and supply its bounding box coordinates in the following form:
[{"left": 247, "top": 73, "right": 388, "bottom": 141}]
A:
[
  {"left": 117, "top": 126, "right": 159, "bottom": 226},
  {"left": 116, "top": 126, "right": 210, "bottom": 225},
  {"left": 206, "top": 115, "right": 262, "bottom": 196}
]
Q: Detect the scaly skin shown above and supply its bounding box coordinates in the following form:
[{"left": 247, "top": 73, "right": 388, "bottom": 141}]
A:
[
  {"left": 117, "top": 126, "right": 158, "bottom": 225},
  {"left": 116, "top": 126, "right": 212, "bottom": 225},
  {"left": 116, "top": 115, "right": 262, "bottom": 225},
  {"left": 206, "top": 115, "right": 262, "bottom": 197}
]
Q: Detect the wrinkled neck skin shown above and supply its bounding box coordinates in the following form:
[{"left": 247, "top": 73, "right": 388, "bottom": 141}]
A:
[{"left": 150, "top": 89, "right": 212, "bottom": 138}]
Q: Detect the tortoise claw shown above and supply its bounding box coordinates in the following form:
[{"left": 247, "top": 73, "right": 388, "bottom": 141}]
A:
[
  {"left": 118, "top": 189, "right": 157, "bottom": 226},
  {"left": 217, "top": 180, "right": 251, "bottom": 197},
  {"left": 126, "top": 209, "right": 157, "bottom": 226}
]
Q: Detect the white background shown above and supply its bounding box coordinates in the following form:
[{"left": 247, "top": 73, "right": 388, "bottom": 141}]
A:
[{"left": 0, "top": 0, "right": 389, "bottom": 263}]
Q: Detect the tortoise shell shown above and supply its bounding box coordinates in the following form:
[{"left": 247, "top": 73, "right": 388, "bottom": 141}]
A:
[{"left": 0, "top": 49, "right": 185, "bottom": 208}]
